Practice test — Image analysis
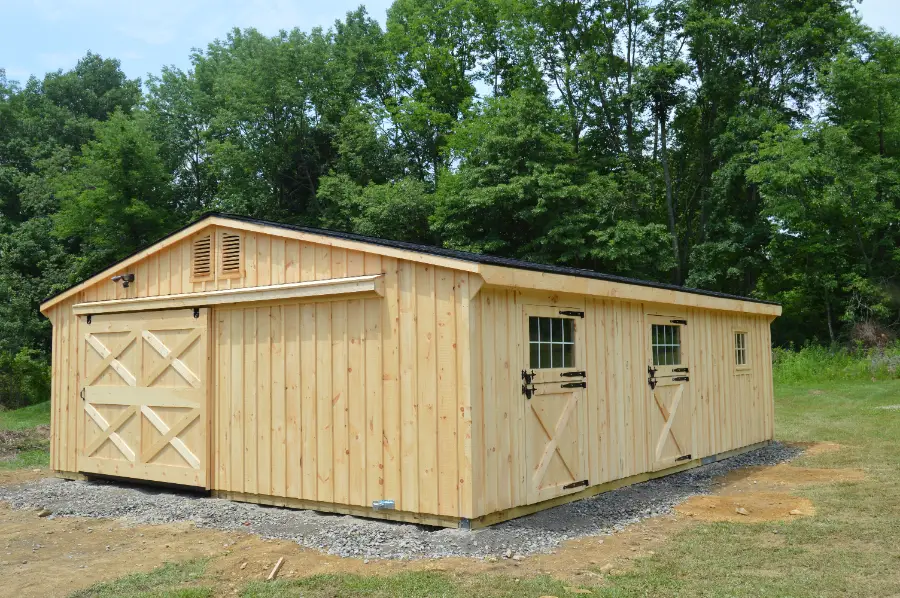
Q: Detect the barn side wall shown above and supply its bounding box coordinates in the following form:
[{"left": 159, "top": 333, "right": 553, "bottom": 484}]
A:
[
  {"left": 469, "top": 288, "right": 776, "bottom": 519},
  {"left": 48, "top": 225, "right": 478, "bottom": 520}
]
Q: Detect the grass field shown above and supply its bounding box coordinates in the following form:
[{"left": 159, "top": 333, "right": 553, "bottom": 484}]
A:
[
  {"left": 0, "top": 401, "right": 50, "bottom": 470},
  {"left": 2, "top": 379, "right": 899, "bottom": 597}
]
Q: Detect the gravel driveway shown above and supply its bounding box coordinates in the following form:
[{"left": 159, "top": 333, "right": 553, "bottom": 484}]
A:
[{"left": 0, "top": 442, "right": 798, "bottom": 560}]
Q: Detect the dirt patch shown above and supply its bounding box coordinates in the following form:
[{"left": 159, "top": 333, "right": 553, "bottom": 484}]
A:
[
  {"left": 719, "top": 463, "right": 865, "bottom": 489},
  {"left": 0, "top": 426, "right": 49, "bottom": 462},
  {"left": 0, "top": 506, "right": 234, "bottom": 598},
  {"left": 0, "top": 468, "right": 45, "bottom": 486},
  {"left": 675, "top": 493, "right": 815, "bottom": 523},
  {"left": 788, "top": 441, "right": 843, "bottom": 456}
]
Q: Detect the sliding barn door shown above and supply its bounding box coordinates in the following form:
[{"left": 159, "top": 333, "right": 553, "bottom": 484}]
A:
[
  {"left": 522, "top": 304, "right": 588, "bottom": 504},
  {"left": 78, "top": 309, "right": 210, "bottom": 487},
  {"left": 645, "top": 313, "right": 693, "bottom": 471}
]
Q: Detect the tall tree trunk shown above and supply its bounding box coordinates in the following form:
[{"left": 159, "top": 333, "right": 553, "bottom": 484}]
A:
[
  {"left": 825, "top": 294, "right": 835, "bottom": 344},
  {"left": 659, "top": 109, "right": 681, "bottom": 284}
]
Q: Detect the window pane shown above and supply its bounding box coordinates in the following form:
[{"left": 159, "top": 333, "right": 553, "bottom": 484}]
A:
[
  {"left": 563, "top": 319, "right": 573, "bottom": 342},
  {"left": 529, "top": 317, "right": 539, "bottom": 342},
  {"left": 552, "top": 318, "right": 562, "bottom": 342},
  {"left": 563, "top": 343, "right": 574, "bottom": 367},
  {"left": 673, "top": 345, "right": 681, "bottom": 365},
  {"left": 530, "top": 343, "right": 540, "bottom": 368},
  {"left": 551, "top": 343, "right": 563, "bottom": 368},
  {"left": 540, "top": 343, "right": 551, "bottom": 369},
  {"left": 539, "top": 317, "right": 551, "bottom": 342}
]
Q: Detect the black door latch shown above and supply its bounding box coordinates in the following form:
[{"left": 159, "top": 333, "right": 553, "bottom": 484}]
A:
[
  {"left": 521, "top": 370, "right": 536, "bottom": 399},
  {"left": 648, "top": 365, "right": 658, "bottom": 390}
]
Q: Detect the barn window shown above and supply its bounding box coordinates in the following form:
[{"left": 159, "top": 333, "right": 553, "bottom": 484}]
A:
[
  {"left": 651, "top": 324, "right": 681, "bottom": 366},
  {"left": 219, "top": 231, "right": 242, "bottom": 278},
  {"left": 190, "top": 233, "right": 213, "bottom": 282},
  {"left": 735, "top": 331, "right": 748, "bottom": 368},
  {"left": 529, "top": 317, "right": 575, "bottom": 369}
]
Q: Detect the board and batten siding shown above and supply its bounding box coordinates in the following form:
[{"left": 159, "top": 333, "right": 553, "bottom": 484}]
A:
[
  {"left": 468, "top": 289, "right": 775, "bottom": 519},
  {"left": 48, "top": 226, "right": 478, "bottom": 519}
]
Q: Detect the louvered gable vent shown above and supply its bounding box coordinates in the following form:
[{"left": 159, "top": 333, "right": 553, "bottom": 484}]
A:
[
  {"left": 191, "top": 233, "right": 213, "bottom": 281},
  {"left": 220, "top": 231, "right": 242, "bottom": 277}
]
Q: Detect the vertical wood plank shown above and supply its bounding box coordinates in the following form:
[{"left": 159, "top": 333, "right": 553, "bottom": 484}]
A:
[
  {"left": 332, "top": 299, "right": 350, "bottom": 505},
  {"left": 271, "top": 305, "right": 286, "bottom": 497},
  {"left": 316, "top": 302, "right": 333, "bottom": 502},
  {"left": 347, "top": 251, "right": 367, "bottom": 506},
  {"left": 230, "top": 309, "right": 244, "bottom": 492},
  {"left": 285, "top": 240, "right": 301, "bottom": 285},
  {"left": 436, "top": 268, "right": 458, "bottom": 516},
  {"left": 285, "top": 304, "right": 302, "bottom": 498},
  {"left": 398, "top": 260, "right": 419, "bottom": 511},
  {"left": 481, "top": 291, "right": 497, "bottom": 513},
  {"left": 364, "top": 253, "right": 383, "bottom": 503},
  {"left": 331, "top": 250, "right": 349, "bottom": 506},
  {"left": 454, "top": 273, "right": 473, "bottom": 518},
  {"left": 494, "top": 290, "right": 512, "bottom": 510},
  {"left": 382, "top": 257, "right": 402, "bottom": 506},
  {"left": 243, "top": 308, "right": 258, "bottom": 495},
  {"left": 300, "top": 303, "right": 318, "bottom": 500},
  {"left": 257, "top": 307, "right": 272, "bottom": 495},
  {"left": 216, "top": 309, "right": 230, "bottom": 489},
  {"left": 469, "top": 292, "right": 485, "bottom": 518},
  {"left": 416, "top": 263, "right": 437, "bottom": 513}
]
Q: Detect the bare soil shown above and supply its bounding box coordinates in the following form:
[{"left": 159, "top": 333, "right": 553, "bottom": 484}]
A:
[
  {"left": 0, "top": 425, "right": 49, "bottom": 462},
  {"left": 0, "top": 442, "right": 865, "bottom": 597}
]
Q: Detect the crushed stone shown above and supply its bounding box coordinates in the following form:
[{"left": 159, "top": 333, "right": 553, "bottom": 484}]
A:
[{"left": 0, "top": 442, "right": 800, "bottom": 559}]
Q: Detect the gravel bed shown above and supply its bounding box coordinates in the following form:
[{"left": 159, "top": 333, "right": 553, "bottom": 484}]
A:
[{"left": 0, "top": 442, "right": 799, "bottom": 559}]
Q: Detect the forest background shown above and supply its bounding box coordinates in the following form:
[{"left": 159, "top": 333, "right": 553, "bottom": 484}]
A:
[{"left": 2, "top": 0, "right": 899, "bottom": 405}]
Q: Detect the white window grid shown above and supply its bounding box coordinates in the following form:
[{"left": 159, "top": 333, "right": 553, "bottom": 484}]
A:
[
  {"left": 735, "top": 332, "right": 748, "bottom": 366},
  {"left": 651, "top": 324, "right": 682, "bottom": 366},
  {"left": 529, "top": 316, "right": 575, "bottom": 369}
]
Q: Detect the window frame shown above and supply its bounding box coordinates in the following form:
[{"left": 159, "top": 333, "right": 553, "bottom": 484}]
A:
[
  {"left": 528, "top": 315, "right": 576, "bottom": 370},
  {"left": 733, "top": 330, "right": 750, "bottom": 373}
]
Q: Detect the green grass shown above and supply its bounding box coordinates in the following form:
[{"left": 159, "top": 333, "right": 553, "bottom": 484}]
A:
[
  {"left": 70, "top": 560, "right": 214, "bottom": 598},
  {"left": 0, "top": 400, "right": 50, "bottom": 431},
  {"left": 65, "top": 380, "right": 900, "bottom": 597},
  {"left": 0, "top": 400, "right": 51, "bottom": 469},
  {"left": 773, "top": 344, "right": 900, "bottom": 384}
]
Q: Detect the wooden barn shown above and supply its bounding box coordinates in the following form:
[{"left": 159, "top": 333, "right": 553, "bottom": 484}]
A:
[{"left": 40, "top": 213, "right": 780, "bottom": 528}]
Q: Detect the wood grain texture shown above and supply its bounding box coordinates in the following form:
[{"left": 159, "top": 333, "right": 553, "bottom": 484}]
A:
[{"left": 48, "top": 221, "right": 776, "bottom": 523}]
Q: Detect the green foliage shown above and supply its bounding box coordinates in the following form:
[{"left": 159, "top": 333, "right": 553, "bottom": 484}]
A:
[
  {"left": 772, "top": 344, "right": 900, "bottom": 385},
  {"left": 0, "top": 349, "right": 51, "bottom": 409},
  {"left": 0, "top": 0, "right": 896, "bottom": 373}
]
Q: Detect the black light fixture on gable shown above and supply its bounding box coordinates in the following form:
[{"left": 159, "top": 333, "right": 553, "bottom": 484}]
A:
[{"left": 111, "top": 273, "right": 135, "bottom": 288}]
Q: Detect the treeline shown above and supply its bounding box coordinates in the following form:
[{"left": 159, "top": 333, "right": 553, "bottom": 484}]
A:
[{"left": 1, "top": 0, "right": 899, "bottom": 403}]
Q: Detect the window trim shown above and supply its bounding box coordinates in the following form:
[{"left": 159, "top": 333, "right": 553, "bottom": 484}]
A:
[
  {"left": 733, "top": 330, "right": 750, "bottom": 373},
  {"left": 528, "top": 315, "right": 576, "bottom": 370}
]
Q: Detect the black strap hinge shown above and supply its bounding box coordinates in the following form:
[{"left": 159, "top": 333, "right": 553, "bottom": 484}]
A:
[
  {"left": 560, "top": 371, "right": 586, "bottom": 378},
  {"left": 672, "top": 376, "right": 690, "bottom": 382},
  {"left": 86, "top": 315, "right": 92, "bottom": 325},
  {"left": 670, "top": 319, "right": 687, "bottom": 325},
  {"left": 559, "top": 310, "right": 584, "bottom": 318},
  {"left": 561, "top": 381, "right": 586, "bottom": 388},
  {"left": 675, "top": 454, "right": 692, "bottom": 462},
  {"left": 193, "top": 307, "right": 200, "bottom": 319}
]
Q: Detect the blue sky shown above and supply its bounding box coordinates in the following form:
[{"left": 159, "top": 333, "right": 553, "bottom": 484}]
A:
[{"left": 1, "top": 0, "right": 898, "bottom": 84}]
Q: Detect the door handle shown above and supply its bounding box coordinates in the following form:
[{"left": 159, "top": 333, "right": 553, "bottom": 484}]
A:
[{"left": 80, "top": 388, "right": 86, "bottom": 401}]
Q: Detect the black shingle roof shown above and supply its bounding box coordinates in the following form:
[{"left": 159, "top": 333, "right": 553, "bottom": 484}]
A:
[{"left": 43, "top": 212, "right": 779, "bottom": 307}]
